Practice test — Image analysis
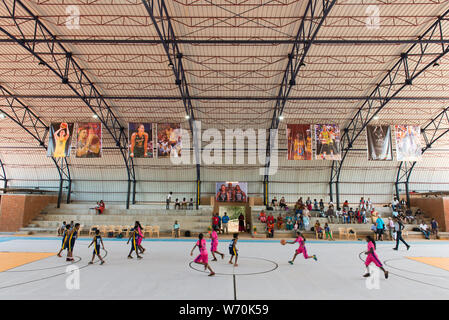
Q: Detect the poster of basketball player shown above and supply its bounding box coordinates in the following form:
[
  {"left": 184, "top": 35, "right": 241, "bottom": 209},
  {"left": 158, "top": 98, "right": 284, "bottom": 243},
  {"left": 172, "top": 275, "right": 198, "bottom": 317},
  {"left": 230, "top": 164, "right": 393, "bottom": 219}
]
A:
[
  {"left": 215, "top": 182, "right": 248, "bottom": 203},
  {"left": 157, "top": 123, "right": 182, "bottom": 158},
  {"left": 366, "top": 125, "right": 393, "bottom": 161},
  {"left": 76, "top": 122, "right": 102, "bottom": 158},
  {"left": 395, "top": 125, "right": 422, "bottom": 161},
  {"left": 315, "top": 124, "right": 341, "bottom": 160},
  {"left": 287, "top": 124, "right": 312, "bottom": 160},
  {"left": 128, "top": 123, "right": 153, "bottom": 158},
  {"left": 47, "top": 122, "right": 74, "bottom": 158}
]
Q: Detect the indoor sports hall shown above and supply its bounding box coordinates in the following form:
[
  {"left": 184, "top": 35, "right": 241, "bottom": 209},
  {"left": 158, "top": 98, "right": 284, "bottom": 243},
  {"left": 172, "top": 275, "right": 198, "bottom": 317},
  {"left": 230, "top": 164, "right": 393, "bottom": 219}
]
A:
[{"left": 0, "top": 0, "right": 448, "bottom": 302}]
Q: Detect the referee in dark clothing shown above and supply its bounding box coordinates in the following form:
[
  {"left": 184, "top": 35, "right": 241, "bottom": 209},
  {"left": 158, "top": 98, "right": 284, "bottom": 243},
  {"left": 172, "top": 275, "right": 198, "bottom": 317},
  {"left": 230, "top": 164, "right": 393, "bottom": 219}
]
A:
[{"left": 393, "top": 217, "right": 410, "bottom": 251}]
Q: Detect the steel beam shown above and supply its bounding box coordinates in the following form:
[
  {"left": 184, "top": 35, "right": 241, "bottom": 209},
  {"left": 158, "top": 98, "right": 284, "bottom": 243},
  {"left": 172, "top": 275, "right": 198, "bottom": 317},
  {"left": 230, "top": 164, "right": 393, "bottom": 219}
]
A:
[
  {"left": 330, "top": 10, "right": 449, "bottom": 208},
  {"left": 7, "top": 95, "right": 449, "bottom": 101},
  {"left": 0, "top": 156, "right": 6, "bottom": 190},
  {"left": 0, "top": 85, "right": 70, "bottom": 206},
  {"left": 395, "top": 105, "right": 449, "bottom": 205},
  {"left": 264, "top": 0, "right": 336, "bottom": 206},
  {"left": 0, "top": 0, "right": 135, "bottom": 208},
  {"left": 142, "top": 0, "right": 201, "bottom": 209},
  {"left": 2, "top": 38, "right": 449, "bottom": 45}
]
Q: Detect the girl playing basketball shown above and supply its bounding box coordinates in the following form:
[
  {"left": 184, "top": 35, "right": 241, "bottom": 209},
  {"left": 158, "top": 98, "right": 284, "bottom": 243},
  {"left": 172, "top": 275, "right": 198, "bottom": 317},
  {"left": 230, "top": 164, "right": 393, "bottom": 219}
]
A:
[
  {"left": 191, "top": 233, "right": 215, "bottom": 276},
  {"left": 127, "top": 228, "right": 143, "bottom": 259},
  {"left": 210, "top": 229, "right": 224, "bottom": 261},
  {"left": 287, "top": 231, "right": 317, "bottom": 265},
  {"left": 88, "top": 229, "right": 105, "bottom": 265},
  {"left": 363, "top": 236, "right": 388, "bottom": 279}
]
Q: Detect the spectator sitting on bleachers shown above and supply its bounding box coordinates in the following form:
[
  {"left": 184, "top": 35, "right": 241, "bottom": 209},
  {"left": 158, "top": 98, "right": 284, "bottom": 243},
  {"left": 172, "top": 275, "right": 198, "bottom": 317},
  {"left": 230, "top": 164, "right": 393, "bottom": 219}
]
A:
[
  {"left": 271, "top": 197, "right": 278, "bottom": 210},
  {"left": 95, "top": 200, "right": 105, "bottom": 215},
  {"left": 188, "top": 198, "right": 194, "bottom": 210},
  {"left": 348, "top": 208, "right": 354, "bottom": 223},
  {"left": 294, "top": 220, "right": 299, "bottom": 232},
  {"left": 313, "top": 199, "right": 318, "bottom": 211},
  {"left": 319, "top": 199, "right": 325, "bottom": 216},
  {"left": 286, "top": 216, "right": 293, "bottom": 230},
  {"left": 419, "top": 221, "right": 430, "bottom": 239},
  {"left": 306, "top": 197, "right": 312, "bottom": 211},
  {"left": 276, "top": 213, "right": 284, "bottom": 229},
  {"left": 267, "top": 213, "right": 275, "bottom": 225},
  {"left": 259, "top": 210, "right": 267, "bottom": 223},
  {"left": 181, "top": 198, "right": 187, "bottom": 210},
  {"left": 415, "top": 208, "right": 423, "bottom": 217},
  {"left": 326, "top": 206, "right": 335, "bottom": 223},
  {"left": 405, "top": 208, "right": 415, "bottom": 224},
  {"left": 343, "top": 200, "right": 349, "bottom": 212},
  {"left": 279, "top": 197, "right": 287, "bottom": 210},
  {"left": 174, "top": 198, "right": 180, "bottom": 210}
]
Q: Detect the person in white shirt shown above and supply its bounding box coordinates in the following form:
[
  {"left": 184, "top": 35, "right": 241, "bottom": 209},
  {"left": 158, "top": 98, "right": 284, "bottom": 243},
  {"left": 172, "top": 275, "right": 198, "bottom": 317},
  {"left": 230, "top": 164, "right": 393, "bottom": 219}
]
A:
[
  {"left": 419, "top": 222, "right": 430, "bottom": 239},
  {"left": 166, "top": 192, "right": 172, "bottom": 210},
  {"left": 392, "top": 197, "right": 399, "bottom": 211},
  {"left": 367, "top": 198, "right": 373, "bottom": 211},
  {"left": 336, "top": 207, "right": 342, "bottom": 224}
]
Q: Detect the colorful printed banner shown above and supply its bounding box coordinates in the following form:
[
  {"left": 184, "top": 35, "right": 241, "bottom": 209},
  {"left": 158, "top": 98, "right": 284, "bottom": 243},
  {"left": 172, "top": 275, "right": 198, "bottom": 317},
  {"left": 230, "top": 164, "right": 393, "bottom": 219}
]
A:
[
  {"left": 395, "top": 125, "right": 422, "bottom": 161},
  {"left": 76, "top": 122, "right": 102, "bottom": 158},
  {"left": 314, "top": 124, "right": 341, "bottom": 160},
  {"left": 215, "top": 182, "right": 248, "bottom": 203},
  {"left": 287, "top": 124, "right": 312, "bottom": 160},
  {"left": 157, "top": 123, "right": 181, "bottom": 158},
  {"left": 128, "top": 123, "right": 153, "bottom": 158},
  {"left": 47, "top": 122, "right": 74, "bottom": 158}
]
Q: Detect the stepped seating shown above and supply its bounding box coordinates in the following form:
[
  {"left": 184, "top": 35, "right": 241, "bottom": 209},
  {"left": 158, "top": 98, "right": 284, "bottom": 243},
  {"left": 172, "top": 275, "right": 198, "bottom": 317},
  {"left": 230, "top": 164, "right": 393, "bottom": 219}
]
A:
[
  {"left": 249, "top": 210, "right": 448, "bottom": 240},
  {"left": 21, "top": 203, "right": 214, "bottom": 235}
]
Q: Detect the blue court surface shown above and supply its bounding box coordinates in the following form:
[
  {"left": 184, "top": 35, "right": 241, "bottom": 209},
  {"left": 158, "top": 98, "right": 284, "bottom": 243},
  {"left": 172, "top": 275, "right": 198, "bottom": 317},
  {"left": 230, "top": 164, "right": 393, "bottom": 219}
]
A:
[{"left": 0, "top": 236, "right": 448, "bottom": 300}]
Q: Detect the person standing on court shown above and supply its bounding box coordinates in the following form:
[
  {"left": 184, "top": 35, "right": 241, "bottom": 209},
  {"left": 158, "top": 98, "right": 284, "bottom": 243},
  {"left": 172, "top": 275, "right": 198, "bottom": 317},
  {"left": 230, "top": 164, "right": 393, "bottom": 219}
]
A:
[
  {"left": 222, "top": 212, "right": 230, "bottom": 234},
  {"left": 166, "top": 191, "right": 172, "bottom": 210},
  {"left": 393, "top": 217, "right": 410, "bottom": 251}
]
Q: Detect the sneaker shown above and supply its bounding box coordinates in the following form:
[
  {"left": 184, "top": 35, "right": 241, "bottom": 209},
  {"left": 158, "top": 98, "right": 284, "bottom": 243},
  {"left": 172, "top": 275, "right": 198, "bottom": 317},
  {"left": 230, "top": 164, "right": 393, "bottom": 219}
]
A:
[
  {"left": 100, "top": 261, "right": 105, "bottom": 265},
  {"left": 208, "top": 272, "right": 215, "bottom": 277},
  {"left": 407, "top": 246, "right": 410, "bottom": 250},
  {"left": 393, "top": 248, "right": 398, "bottom": 251},
  {"left": 363, "top": 273, "right": 371, "bottom": 278},
  {"left": 88, "top": 261, "right": 93, "bottom": 265},
  {"left": 288, "top": 261, "right": 293, "bottom": 265},
  {"left": 384, "top": 271, "right": 389, "bottom": 279},
  {"left": 127, "top": 255, "right": 133, "bottom": 259},
  {"left": 212, "top": 258, "right": 218, "bottom": 262},
  {"left": 313, "top": 255, "right": 317, "bottom": 261},
  {"left": 137, "top": 256, "right": 143, "bottom": 259}
]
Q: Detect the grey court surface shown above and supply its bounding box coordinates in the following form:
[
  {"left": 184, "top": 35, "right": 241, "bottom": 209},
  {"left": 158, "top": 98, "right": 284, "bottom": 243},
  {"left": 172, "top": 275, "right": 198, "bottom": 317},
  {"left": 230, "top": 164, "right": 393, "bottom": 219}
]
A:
[{"left": 0, "top": 236, "right": 448, "bottom": 300}]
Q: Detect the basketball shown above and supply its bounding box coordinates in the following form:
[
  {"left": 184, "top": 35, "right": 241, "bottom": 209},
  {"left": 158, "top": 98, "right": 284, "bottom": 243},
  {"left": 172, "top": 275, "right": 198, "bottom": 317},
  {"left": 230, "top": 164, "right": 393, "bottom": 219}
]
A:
[
  {"left": 60, "top": 122, "right": 68, "bottom": 129},
  {"left": 280, "top": 239, "right": 286, "bottom": 245}
]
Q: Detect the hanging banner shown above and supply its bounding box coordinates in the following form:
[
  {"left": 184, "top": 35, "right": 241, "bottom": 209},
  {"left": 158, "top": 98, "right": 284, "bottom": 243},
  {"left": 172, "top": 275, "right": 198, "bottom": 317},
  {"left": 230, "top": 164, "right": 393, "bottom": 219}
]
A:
[
  {"left": 215, "top": 182, "right": 248, "bottom": 203},
  {"left": 366, "top": 125, "right": 393, "bottom": 161},
  {"left": 395, "top": 125, "right": 422, "bottom": 161},
  {"left": 287, "top": 124, "right": 312, "bottom": 160},
  {"left": 76, "top": 122, "right": 102, "bottom": 158},
  {"left": 128, "top": 123, "right": 153, "bottom": 158},
  {"left": 157, "top": 123, "right": 182, "bottom": 158},
  {"left": 314, "top": 124, "right": 341, "bottom": 160},
  {"left": 47, "top": 122, "right": 74, "bottom": 158}
]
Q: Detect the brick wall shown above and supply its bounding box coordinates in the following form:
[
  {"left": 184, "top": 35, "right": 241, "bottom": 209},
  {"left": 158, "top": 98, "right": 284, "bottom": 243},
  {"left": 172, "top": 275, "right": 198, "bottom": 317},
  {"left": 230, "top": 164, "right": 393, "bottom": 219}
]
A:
[{"left": 0, "top": 194, "right": 57, "bottom": 232}]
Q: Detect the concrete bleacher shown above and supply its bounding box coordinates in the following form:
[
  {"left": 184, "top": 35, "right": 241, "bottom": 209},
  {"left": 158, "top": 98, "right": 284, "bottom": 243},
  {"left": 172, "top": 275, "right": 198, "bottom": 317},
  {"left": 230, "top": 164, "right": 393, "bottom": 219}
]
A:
[
  {"left": 21, "top": 203, "right": 214, "bottom": 235},
  {"left": 249, "top": 208, "right": 449, "bottom": 240}
]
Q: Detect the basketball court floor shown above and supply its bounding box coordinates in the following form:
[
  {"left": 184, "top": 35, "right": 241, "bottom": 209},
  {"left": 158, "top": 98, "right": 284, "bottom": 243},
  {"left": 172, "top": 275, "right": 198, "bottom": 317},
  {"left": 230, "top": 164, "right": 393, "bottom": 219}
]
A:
[{"left": 0, "top": 236, "right": 448, "bottom": 300}]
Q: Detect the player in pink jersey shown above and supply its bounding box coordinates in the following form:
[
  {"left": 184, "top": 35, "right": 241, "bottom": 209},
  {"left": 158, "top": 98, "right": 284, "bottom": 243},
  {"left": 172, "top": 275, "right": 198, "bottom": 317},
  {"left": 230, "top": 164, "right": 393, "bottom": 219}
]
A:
[
  {"left": 287, "top": 231, "right": 317, "bottom": 265},
  {"left": 191, "top": 233, "right": 215, "bottom": 276},
  {"left": 210, "top": 229, "right": 225, "bottom": 261},
  {"left": 363, "top": 236, "right": 388, "bottom": 279}
]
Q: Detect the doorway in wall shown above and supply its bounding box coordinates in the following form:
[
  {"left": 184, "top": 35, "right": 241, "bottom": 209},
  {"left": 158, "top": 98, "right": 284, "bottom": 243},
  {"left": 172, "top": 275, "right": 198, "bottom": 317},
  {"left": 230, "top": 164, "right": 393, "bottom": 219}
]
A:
[{"left": 219, "top": 206, "right": 245, "bottom": 233}]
